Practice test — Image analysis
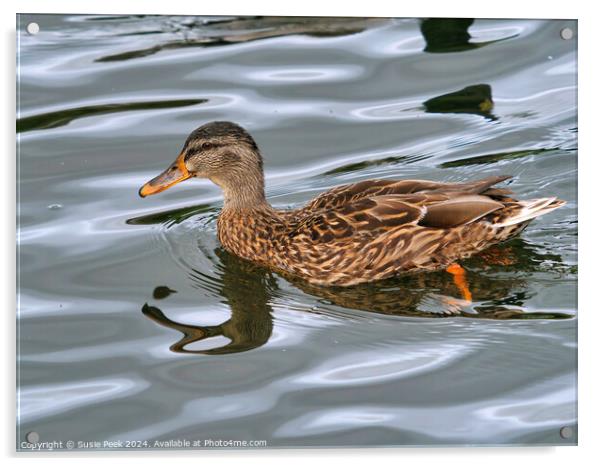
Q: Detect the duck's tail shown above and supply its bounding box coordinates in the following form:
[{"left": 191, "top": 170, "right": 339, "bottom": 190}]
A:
[{"left": 493, "top": 197, "right": 566, "bottom": 228}]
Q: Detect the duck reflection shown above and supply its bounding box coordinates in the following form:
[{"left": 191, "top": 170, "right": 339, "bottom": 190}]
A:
[
  {"left": 420, "top": 18, "right": 515, "bottom": 53},
  {"left": 96, "top": 16, "right": 386, "bottom": 62},
  {"left": 143, "top": 249, "right": 276, "bottom": 355},
  {"left": 423, "top": 84, "right": 497, "bottom": 120},
  {"left": 421, "top": 18, "right": 476, "bottom": 53},
  {"left": 96, "top": 16, "right": 519, "bottom": 63},
  {"left": 140, "top": 237, "right": 572, "bottom": 356}
]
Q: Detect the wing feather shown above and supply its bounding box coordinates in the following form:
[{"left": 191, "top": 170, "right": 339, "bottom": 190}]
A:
[
  {"left": 289, "top": 195, "right": 426, "bottom": 243},
  {"left": 305, "top": 175, "right": 512, "bottom": 211},
  {"left": 419, "top": 195, "right": 505, "bottom": 228},
  {"left": 289, "top": 176, "right": 512, "bottom": 245}
]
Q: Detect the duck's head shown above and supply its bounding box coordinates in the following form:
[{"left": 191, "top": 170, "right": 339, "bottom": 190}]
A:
[{"left": 139, "top": 121, "right": 265, "bottom": 206}]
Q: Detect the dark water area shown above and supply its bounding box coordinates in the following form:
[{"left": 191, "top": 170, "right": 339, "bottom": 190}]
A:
[{"left": 17, "top": 15, "right": 577, "bottom": 448}]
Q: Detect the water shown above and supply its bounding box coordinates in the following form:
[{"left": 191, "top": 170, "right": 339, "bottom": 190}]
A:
[{"left": 16, "top": 15, "right": 577, "bottom": 448}]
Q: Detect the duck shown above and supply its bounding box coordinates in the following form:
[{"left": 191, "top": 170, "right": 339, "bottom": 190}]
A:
[{"left": 139, "top": 121, "right": 565, "bottom": 296}]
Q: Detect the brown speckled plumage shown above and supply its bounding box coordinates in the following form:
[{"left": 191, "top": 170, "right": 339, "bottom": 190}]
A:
[{"left": 140, "top": 121, "right": 566, "bottom": 286}]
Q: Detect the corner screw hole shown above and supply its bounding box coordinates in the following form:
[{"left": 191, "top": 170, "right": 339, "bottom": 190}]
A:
[
  {"left": 560, "top": 28, "right": 574, "bottom": 40},
  {"left": 26, "top": 22, "right": 40, "bottom": 35},
  {"left": 26, "top": 431, "right": 40, "bottom": 444},
  {"left": 560, "top": 426, "right": 574, "bottom": 439}
]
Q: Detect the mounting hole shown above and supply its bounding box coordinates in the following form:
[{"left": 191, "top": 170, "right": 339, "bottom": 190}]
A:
[
  {"left": 560, "top": 27, "right": 574, "bottom": 40},
  {"left": 559, "top": 426, "right": 574, "bottom": 439},
  {"left": 26, "top": 22, "right": 40, "bottom": 35},
  {"left": 25, "top": 431, "right": 40, "bottom": 444}
]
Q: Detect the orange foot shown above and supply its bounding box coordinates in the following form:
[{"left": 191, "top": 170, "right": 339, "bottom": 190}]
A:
[{"left": 446, "top": 263, "right": 473, "bottom": 302}]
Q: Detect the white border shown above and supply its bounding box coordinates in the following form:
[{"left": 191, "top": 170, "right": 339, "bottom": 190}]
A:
[{"left": 3, "top": 0, "right": 600, "bottom": 464}]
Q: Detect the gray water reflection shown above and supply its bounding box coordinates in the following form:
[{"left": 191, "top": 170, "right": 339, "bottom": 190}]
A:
[{"left": 17, "top": 15, "right": 577, "bottom": 448}]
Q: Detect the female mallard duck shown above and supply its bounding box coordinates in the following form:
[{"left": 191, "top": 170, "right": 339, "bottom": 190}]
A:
[{"left": 139, "top": 121, "right": 565, "bottom": 294}]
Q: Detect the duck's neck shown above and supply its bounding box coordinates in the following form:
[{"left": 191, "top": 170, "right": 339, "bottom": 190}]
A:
[
  {"left": 213, "top": 171, "right": 272, "bottom": 213},
  {"left": 215, "top": 172, "right": 280, "bottom": 262}
]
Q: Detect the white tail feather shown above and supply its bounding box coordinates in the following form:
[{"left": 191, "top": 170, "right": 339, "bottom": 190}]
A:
[{"left": 494, "top": 197, "right": 565, "bottom": 227}]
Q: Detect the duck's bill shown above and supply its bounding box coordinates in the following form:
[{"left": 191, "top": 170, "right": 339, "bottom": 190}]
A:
[{"left": 139, "top": 153, "right": 191, "bottom": 197}]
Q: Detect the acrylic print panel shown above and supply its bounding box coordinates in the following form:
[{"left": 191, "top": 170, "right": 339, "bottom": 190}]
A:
[{"left": 16, "top": 14, "right": 577, "bottom": 450}]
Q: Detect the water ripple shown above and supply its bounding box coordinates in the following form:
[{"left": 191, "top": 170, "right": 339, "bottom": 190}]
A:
[
  {"left": 19, "top": 377, "right": 150, "bottom": 423},
  {"left": 292, "top": 343, "right": 474, "bottom": 386}
]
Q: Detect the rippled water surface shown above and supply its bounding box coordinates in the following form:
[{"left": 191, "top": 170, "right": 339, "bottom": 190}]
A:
[{"left": 17, "top": 15, "right": 577, "bottom": 448}]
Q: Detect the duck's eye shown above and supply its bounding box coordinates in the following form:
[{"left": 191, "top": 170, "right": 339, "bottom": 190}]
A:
[{"left": 201, "top": 142, "right": 217, "bottom": 150}]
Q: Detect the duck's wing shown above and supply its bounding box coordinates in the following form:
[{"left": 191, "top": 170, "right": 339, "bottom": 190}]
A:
[
  {"left": 304, "top": 175, "right": 513, "bottom": 211},
  {"left": 289, "top": 195, "right": 426, "bottom": 242},
  {"left": 289, "top": 192, "right": 506, "bottom": 243}
]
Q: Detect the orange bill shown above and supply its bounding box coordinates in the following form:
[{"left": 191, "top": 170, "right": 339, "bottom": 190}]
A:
[{"left": 139, "top": 152, "right": 191, "bottom": 197}]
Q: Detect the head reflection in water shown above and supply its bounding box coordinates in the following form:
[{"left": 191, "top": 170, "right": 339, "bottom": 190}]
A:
[
  {"left": 140, "top": 239, "right": 572, "bottom": 356},
  {"left": 142, "top": 248, "right": 276, "bottom": 355}
]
